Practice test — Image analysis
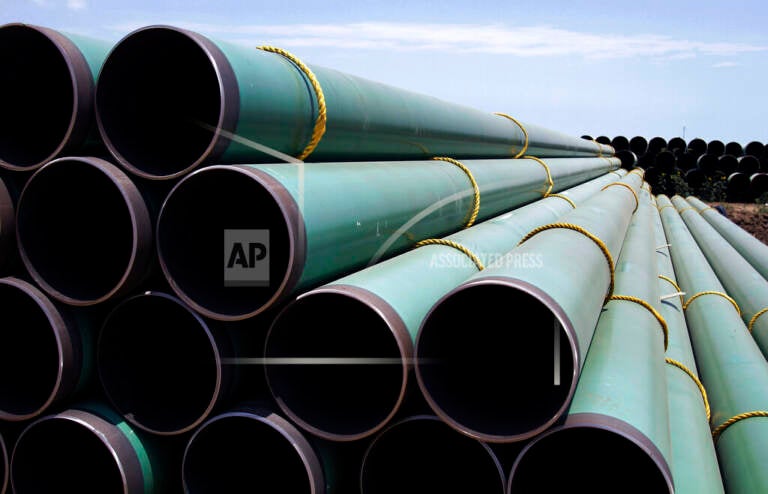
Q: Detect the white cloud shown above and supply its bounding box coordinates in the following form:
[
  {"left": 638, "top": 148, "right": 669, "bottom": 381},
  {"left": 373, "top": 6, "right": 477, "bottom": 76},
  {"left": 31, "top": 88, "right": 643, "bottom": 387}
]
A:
[
  {"left": 66, "top": 0, "right": 86, "bottom": 10},
  {"left": 111, "top": 21, "right": 767, "bottom": 60},
  {"left": 712, "top": 61, "right": 739, "bottom": 68}
]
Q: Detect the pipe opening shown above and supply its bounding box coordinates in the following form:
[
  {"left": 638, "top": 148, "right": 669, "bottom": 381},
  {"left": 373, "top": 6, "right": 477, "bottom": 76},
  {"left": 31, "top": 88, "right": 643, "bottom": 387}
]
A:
[
  {"left": 98, "top": 293, "right": 222, "bottom": 434},
  {"left": 158, "top": 167, "right": 293, "bottom": 320},
  {"left": 508, "top": 426, "right": 670, "bottom": 493},
  {"left": 416, "top": 282, "right": 575, "bottom": 441},
  {"left": 17, "top": 158, "right": 140, "bottom": 304},
  {"left": 361, "top": 417, "right": 505, "bottom": 494},
  {"left": 11, "top": 418, "right": 124, "bottom": 493},
  {"left": 0, "top": 25, "right": 74, "bottom": 169},
  {"left": 183, "top": 414, "right": 315, "bottom": 493},
  {"left": 0, "top": 282, "right": 62, "bottom": 419},
  {"left": 96, "top": 27, "right": 223, "bottom": 178},
  {"left": 0, "top": 433, "right": 7, "bottom": 494},
  {"left": 266, "top": 292, "right": 405, "bottom": 439}
]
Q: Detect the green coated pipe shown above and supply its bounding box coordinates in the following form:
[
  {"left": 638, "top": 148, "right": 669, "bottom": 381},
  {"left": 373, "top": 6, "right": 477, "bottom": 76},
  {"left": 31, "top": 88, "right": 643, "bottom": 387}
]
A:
[
  {"left": 10, "top": 406, "right": 159, "bottom": 493},
  {"left": 95, "top": 25, "right": 613, "bottom": 180},
  {"left": 0, "top": 23, "right": 111, "bottom": 170},
  {"left": 508, "top": 187, "right": 673, "bottom": 493},
  {"left": 651, "top": 199, "right": 724, "bottom": 494},
  {"left": 673, "top": 195, "right": 768, "bottom": 359},
  {"left": 158, "top": 156, "right": 619, "bottom": 321},
  {"left": 658, "top": 194, "right": 768, "bottom": 493},
  {"left": 685, "top": 195, "right": 768, "bottom": 280},
  {"left": 414, "top": 170, "right": 643, "bottom": 442},
  {"left": 264, "top": 168, "right": 626, "bottom": 441}
]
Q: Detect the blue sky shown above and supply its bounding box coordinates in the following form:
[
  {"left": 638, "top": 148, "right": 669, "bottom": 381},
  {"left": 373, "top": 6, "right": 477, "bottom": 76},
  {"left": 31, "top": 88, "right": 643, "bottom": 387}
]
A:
[{"left": 3, "top": 0, "right": 767, "bottom": 145}]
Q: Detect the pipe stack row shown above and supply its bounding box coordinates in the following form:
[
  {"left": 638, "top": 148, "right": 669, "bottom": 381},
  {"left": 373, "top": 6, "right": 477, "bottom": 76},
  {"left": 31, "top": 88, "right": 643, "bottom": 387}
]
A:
[
  {"left": 0, "top": 20, "right": 761, "bottom": 494},
  {"left": 583, "top": 134, "right": 768, "bottom": 202}
]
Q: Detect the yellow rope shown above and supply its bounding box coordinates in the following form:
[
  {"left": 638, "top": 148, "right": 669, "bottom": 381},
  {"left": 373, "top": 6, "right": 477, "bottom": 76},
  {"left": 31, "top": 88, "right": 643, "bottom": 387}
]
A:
[
  {"left": 523, "top": 156, "right": 554, "bottom": 197},
  {"left": 609, "top": 295, "right": 669, "bottom": 350},
  {"left": 601, "top": 182, "right": 639, "bottom": 213},
  {"left": 258, "top": 46, "right": 327, "bottom": 161},
  {"left": 519, "top": 222, "right": 614, "bottom": 301},
  {"left": 414, "top": 238, "right": 484, "bottom": 271},
  {"left": 677, "top": 206, "right": 697, "bottom": 215},
  {"left": 431, "top": 157, "right": 480, "bottom": 228},
  {"left": 602, "top": 157, "right": 616, "bottom": 168},
  {"left": 642, "top": 181, "right": 652, "bottom": 192},
  {"left": 699, "top": 206, "right": 716, "bottom": 214},
  {"left": 609, "top": 169, "right": 623, "bottom": 177},
  {"left": 494, "top": 113, "right": 528, "bottom": 159},
  {"left": 658, "top": 204, "right": 675, "bottom": 213},
  {"left": 658, "top": 275, "right": 684, "bottom": 304},
  {"left": 629, "top": 168, "right": 645, "bottom": 177},
  {"left": 749, "top": 307, "right": 768, "bottom": 333},
  {"left": 548, "top": 193, "right": 576, "bottom": 209},
  {"left": 683, "top": 290, "right": 741, "bottom": 316},
  {"left": 592, "top": 140, "right": 603, "bottom": 157},
  {"left": 712, "top": 411, "right": 768, "bottom": 440},
  {"left": 665, "top": 358, "right": 711, "bottom": 422}
]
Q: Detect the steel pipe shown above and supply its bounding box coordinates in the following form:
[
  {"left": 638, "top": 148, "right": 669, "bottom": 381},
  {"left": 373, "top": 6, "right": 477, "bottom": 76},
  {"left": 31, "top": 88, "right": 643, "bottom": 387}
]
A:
[
  {"left": 11, "top": 407, "right": 158, "bottom": 493},
  {"left": 667, "top": 136, "right": 686, "bottom": 153},
  {"left": 264, "top": 169, "right": 624, "bottom": 440},
  {"left": 727, "top": 172, "right": 751, "bottom": 201},
  {"left": 611, "top": 135, "right": 629, "bottom": 152},
  {"left": 630, "top": 136, "right": 648, "bottom": 156},
  {"left": 673, "top": 196, "right": 768, "bottom": 358},
  {"left": 648, "top": 136, "right": 667, "bottom": 155},
  {"left": 707, "top": 139, "right": 725, "bottom": 157},
  {"left": 0, "top": 177, "right": 14, "bottom": 274},
  {"left": 414, "top": 171, "right": 642, "bottom": 442},
  {"left": 654, "top": 150, "right": 675, "bottom": 171},
  {"left": 725, "top": 141, "right": 744, "bottom": 157},
  {"left": 616, "top": 149, "right": 637, "bottom": 169},
  {"left": 95, "top": 25, "right": 610, "bottom": 180},
  {"left": 687, "top": 138, "right": 707, "bottom": 157},
  {"left": 677, "top": 151, "right": 698, "bottom": 171},
  {"left": 752, "top": 173, "right": 768, "bottom": 198},
  {"left": 658, "top": 194, "right": 768, "bottom": 493},
  {"left": 685, "top": 168, "right": 706, "bottom": 187},
  {"left": 685, "top": 195, "right": 768, "bottom": 280},
  {"left": 697, "top": 154, "right": 718, "bottom": 174},
  {"left": 0, "top": 431, "right": 6, "bottom": 494},
  {"left": 182, "top": 406, "right": 325, "bottom": 494},
  {"left": 16, "top": 156, "right": 153, "bottom": 305},
  {"left": 0, "top": 23, "right": 110, "bottom": 171},
  {"left": 508, "top": 187, "right": 673, "bottom": 493},
  {"left": 745, "top": 141, "right": 765, "bottom": 157},
  {"left": 718, "top": 154, "right": 738, "bottom": 174},
  {"left": 158, "top": 156, "right": 618, "bottom": 321},
  {"left": 651, "top": 200, "right": 724, "bottom": 494},
  {"left": 737, "top": 155, "right": 760, "bottom": 174},
  {"left": 0, "top": 277, "right": 91, "bottom": 422},
  {"left": 97, "top": 291, "right": 236, "bottom": 435},
  {"left": 360, "top": 415, "right": 505, "bottom": 494}
]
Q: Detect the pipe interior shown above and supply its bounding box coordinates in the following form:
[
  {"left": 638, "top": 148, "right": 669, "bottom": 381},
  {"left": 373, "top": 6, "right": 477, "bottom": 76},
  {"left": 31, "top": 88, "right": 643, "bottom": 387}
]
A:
[
  {"left": 183, "top": 415, "right": 312, "bottom": 493},
  {"left": 0, "top": 283, "right": 61, "bottom": 418},
  {"left": 11, "top": 418, "right": 124, "bottom": 494},
  {"left": 96, "top": 27, "right": 222, "bottom": 177},
  {"left": 508, "top": 427, "right": 669, "bottom": 493},
  {"left": 1, "top": 432, "right": 7, "bottom": 494},
  {"left": 17, "top": 159, "right": 133, "bottom": 301},
  {"left": 98, "top": 295, "right": 220, "bottom": 433},
  {"left": 0, "top": 25, "right": 74, "bottom": 168},
  {"left": 417, "top": 284, "right": 575, "bottom": 439},
  {"left": 158, "top": 168, "right": 291, "bottom": 318},
  {"left": 266, "top": 293, "right": 404, "bottom": 437},
  {"left": 361, "top": 418, "right": 504, "bottom": 494}
]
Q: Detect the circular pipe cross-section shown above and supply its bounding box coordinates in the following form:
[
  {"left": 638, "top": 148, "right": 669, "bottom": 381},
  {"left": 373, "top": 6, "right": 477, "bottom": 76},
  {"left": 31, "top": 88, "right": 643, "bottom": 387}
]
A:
[
  {"left": 361, "top": 415, "right": 505, "bottom": 494},
  {"left": 96, "top": 25, "right": 239, "bottom": 180},
  {"left": 11, "top": 409, "right": 149, "bottom": 494},
  {"left": 0, "top": 177, "right": 14, "bottom": 272},
  {"left": 98, "top": 292, "right": 229, "bottom": 435},
  {"left": 687, "top": 137, "right": 707, "bottom": 157},
  {"left": 0, "top": 432, "right": 7, "bottom": 494},
  {"left": 707, "top": 139, "right": 725, "bottom": 157},
  {"left": 16, "top": 156, "right": 152, "bottom": 305},
  {"left": 0, "top": 24, "right": 96, "bottom": 171},
  {"left": 415, "top": 279, "right": 577, "bottom": 443},
  {"left": 182, "top": 408, "right": 324, "bottom": 494},
  {"left": 737, "top": 155, "right": 760, "bottom": 174},
  {"left": 629, "top": 136, "right": 648, "bottom": 156},
  {"left": 265, "top": 286, "right": 409, "bottom": 441},
  {"left": 0, "top": 277, "right": 82, "bottom": 421}
]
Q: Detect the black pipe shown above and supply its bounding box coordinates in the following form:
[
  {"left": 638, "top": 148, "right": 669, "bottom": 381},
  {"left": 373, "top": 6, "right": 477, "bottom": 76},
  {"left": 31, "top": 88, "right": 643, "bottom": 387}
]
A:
[
  {"left": 725, "top": 141, "right": 744, "bottom": 157},
  {"left": 687, "top": 137, "right": 707, "bottom": 157},
  {"left": 717, "top": 154, "right": 738, "bottom": 174},
  {"left": 595, "top": 136, "right": 611, "bottom": 145},
  {"left": 745, "top": 141, "right": 765, "bottom": 158},
  {"left": 685, "top": 168, "right": 706, "bottom": 188},
  {"left": 580, "top": 135, "right": 593, "bottom": 141},
  {"left": 15, "top": 156, "right": 153, "bottom": 305},
  {"left": 615, "top": 150, "right": 637, "bottom": 170},
  {"left": 677, "top": 151, "right": 698, "bottom": 171},
  {"left": 653, "top": 150, "right": 675, "bottom": 172},
  {"left": 697, "top": 154, "right": 719, "bottom": 174},
  {"left": 737, "top": 155, "right": 760, "bottom": 174},
  {"left": 751, "top": 173, "right": 768, "bottom": 198},
  {"left": 647, "top": 136, "right": 667, "bottom": 154},
  {"left": 727, "top": 172, "right": 751, "bottom": 202},
  {"left": 610, "top": 136, "right": 629, "bottom": 152},
  {"left": 360, "top": 416, "right": 505, "bottom": 494},
  {"left": 0, "top": 431, "right": 6, "bottom": 494},
  {"left": 667, "top": 136, "right": 686, "bottom": 153},
  {"left": 761, "top": 150, "right": 768, "bottom": 172},
  {"left": 637, "top": 153, "right": 654, "bottom": 168},
  {"left": 97, "top": 292, "right": 235, "bottom": 435},
  {"left": 629, "top": 136, "right": 648, "bottom": 156},
  {"left": 707, "top": 139, "right": 725, "bottom": 157},
  {"left": 0, "top": 177, "right": 14, "bottom": 275}
]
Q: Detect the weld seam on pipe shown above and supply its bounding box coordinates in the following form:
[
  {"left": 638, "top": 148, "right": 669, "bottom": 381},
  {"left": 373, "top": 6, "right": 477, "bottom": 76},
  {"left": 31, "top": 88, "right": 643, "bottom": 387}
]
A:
[
  {"left": 257, "top": 45, "right": 327, "bottom": 160},
  {"left": 431, "top": 157, "right": 480, "bottom": 227},
  {"left": 608, "top": 294, "right": 669, "bottom": 350},
  {"left": 518, "top": 222, "right": 615, "bottom": 301}
]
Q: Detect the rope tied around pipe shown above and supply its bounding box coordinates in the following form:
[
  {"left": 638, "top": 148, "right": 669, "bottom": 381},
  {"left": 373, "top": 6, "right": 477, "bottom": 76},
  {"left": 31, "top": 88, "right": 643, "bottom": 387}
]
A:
[
  {"left": 677, "top": 206, "right": 697, "bottom": 215},
  {"left": 414, "top": 238, "right": 484, "bottom": 271},
  {"left": 523, "top": 156, "right": 554, "bottom": 197},
  {"left": 712, "top": 411, "right": 768, "bottom": 441},
  {"left": 665, "top": 357, "right": 711, "bottom": 423},
  {"left": 749, "top": 307, "right": 768, "bottom": 333},
  {"left": 699, "top": 206, "right": 716, "bottom": 214},
  {"left": 683, "top": 290, "right": 741, "bottom": 316},
  {"left": 518, "top": 222, "right": 615, "bottom": 302},
  {"left": 601, "top": 182, "right": 639, "bottom": 213},
  {"left": 608, "top": 295, "right": 669, "bottom": 350},
  {"left": 658, "top": 275, "right": 684, "bottom": 304},
  {"left": 257, "top": 46, "right": 327, "bottom": 161},
  {"left": 493, "top": 112, "right": 528, "bottom": 158},
  {"left": 657, "top": 204, "right": 675, "bottom": 213},
  {"left": 547, "top": 194, "right": 576, "bottom": 209},
  {"left": 431, "top": 157, "right": 480, "bottom": 228}
]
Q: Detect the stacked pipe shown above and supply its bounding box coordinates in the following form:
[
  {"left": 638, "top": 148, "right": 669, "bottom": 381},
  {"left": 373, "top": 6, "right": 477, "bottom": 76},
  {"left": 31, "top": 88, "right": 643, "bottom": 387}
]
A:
[{"left": 586, "top": 134, "right": 768, "bottom": 201}]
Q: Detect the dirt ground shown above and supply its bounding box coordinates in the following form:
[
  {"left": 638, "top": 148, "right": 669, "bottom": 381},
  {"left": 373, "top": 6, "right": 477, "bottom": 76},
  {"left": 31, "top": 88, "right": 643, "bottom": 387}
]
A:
[{"left": 709, "top": 202, "right": 768, "bottom": 245}]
